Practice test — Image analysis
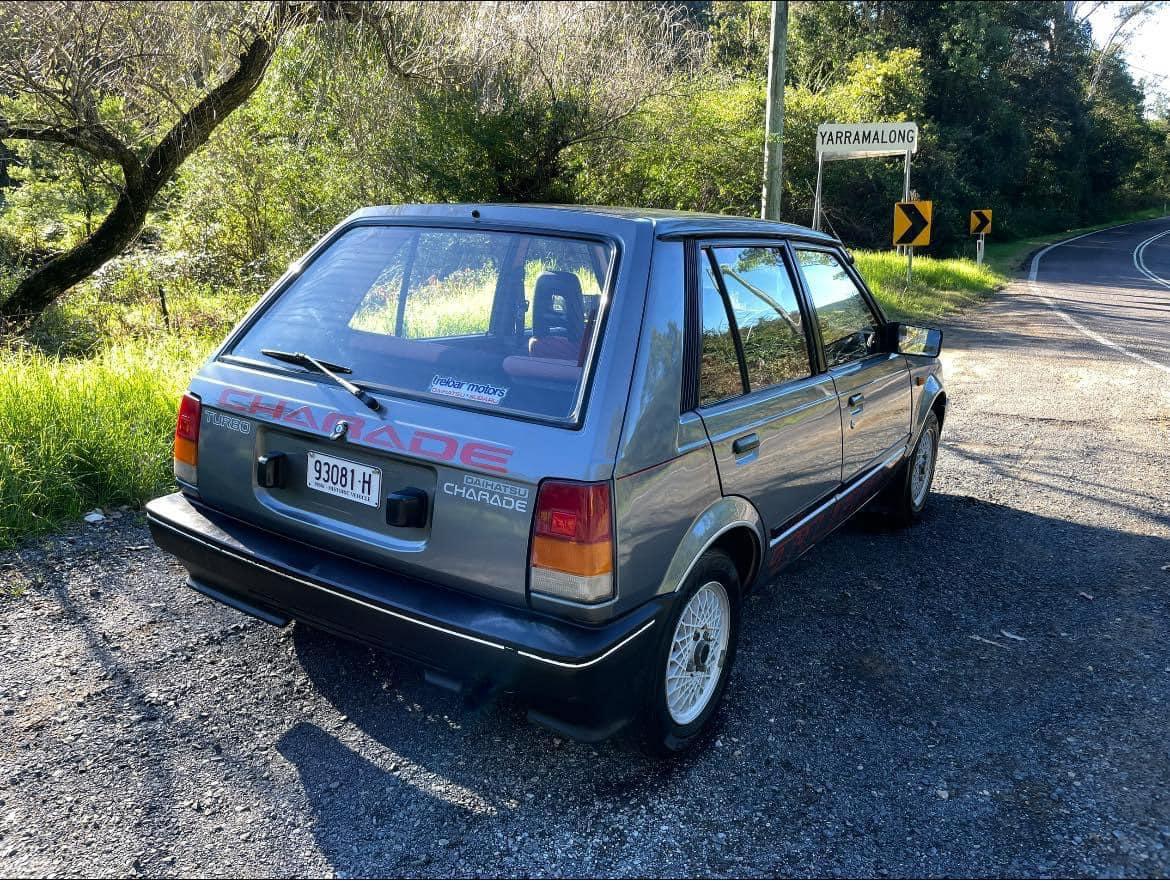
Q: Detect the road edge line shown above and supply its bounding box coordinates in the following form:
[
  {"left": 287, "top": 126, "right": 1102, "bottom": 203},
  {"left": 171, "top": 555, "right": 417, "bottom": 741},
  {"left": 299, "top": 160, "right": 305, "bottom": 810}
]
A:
[
  {"left": 1133, "top": 229, "right": 1170, "bottom": 290},
  {"left": 1027, "top": 218, "right": 1170, "bottom": 376}
]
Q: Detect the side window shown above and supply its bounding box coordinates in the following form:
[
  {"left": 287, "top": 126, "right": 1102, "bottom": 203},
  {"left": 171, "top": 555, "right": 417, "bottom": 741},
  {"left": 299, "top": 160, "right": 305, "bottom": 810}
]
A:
[
  {"left": 699, "top": 257, "right": 745, "bottom": 406},
  {"left": 794, "top": 249, "right": 882, "bottom": 368},
  {"left": 710, "top": 246, "right": 812, "bottom": 389}
]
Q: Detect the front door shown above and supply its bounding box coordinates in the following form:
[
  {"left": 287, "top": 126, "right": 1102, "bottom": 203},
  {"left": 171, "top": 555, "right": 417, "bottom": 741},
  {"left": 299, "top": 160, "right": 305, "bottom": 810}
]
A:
[
  {"left": 694, "top": 244, "right": 842, "bottom": 533},
  {"left": 792, "top": 247, "right": 912, "bottom": 481}
]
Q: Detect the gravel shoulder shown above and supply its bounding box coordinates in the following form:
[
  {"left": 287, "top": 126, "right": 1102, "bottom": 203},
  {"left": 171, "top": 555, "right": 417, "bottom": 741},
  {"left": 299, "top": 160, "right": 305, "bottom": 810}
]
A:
[{"left": 2, "top": 224, "right": 1170, "bottom": 878}]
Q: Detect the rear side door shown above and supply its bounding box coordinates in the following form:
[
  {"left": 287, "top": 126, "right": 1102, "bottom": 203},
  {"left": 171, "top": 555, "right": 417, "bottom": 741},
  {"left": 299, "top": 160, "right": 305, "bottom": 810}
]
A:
[
  {"left": 693, "top": 243, "right": 842, "bottom": 533},
  {"left": 791, "top": 246, "right": 911, "bottom": 482}
]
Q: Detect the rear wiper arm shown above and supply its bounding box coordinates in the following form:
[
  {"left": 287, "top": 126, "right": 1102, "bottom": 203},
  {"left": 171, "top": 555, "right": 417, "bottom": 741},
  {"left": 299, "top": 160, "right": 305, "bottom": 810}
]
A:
[{"left": 260, "top": 348, "right": 383, "bottom": 414}]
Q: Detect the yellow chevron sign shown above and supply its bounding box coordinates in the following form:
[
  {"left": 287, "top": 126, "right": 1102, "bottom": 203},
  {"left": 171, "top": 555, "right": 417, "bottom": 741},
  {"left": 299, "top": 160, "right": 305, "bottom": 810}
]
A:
[
  {"left": 970, "top": 209, "right": 992, "bottom": 235},
  {"left": 893, "top": 201, "right": 932, "bottom": 247}
]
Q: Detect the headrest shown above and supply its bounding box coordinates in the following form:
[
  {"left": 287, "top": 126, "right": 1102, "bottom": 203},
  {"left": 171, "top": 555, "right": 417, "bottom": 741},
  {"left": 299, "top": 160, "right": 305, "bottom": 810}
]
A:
[{"left": 532, "top": 271, "right": 585, "bottom": 339}]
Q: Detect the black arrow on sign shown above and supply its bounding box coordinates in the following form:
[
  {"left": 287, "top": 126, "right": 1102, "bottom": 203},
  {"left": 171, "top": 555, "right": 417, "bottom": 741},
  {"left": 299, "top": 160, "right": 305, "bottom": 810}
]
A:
[
  {"left": 896, "top": 203, "right": 929, "bottom": 245},
  {"left": 971, "top": 210, "right": 990, "bottom": 234}
]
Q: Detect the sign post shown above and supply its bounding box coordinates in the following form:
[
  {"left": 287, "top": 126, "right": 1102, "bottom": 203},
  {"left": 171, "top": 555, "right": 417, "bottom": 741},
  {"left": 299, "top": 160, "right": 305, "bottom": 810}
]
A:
[
  {"left": 814, "top": 122, "right": 919, "bottom": 232},
  {"left": 969, "top": 209, "right": 992, "bottom": 265}
]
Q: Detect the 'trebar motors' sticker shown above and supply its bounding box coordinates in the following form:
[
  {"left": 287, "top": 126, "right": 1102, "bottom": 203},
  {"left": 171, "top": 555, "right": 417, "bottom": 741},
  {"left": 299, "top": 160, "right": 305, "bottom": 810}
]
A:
[{"left": 429, "top": 375, "right": 508, "bottom": 406}]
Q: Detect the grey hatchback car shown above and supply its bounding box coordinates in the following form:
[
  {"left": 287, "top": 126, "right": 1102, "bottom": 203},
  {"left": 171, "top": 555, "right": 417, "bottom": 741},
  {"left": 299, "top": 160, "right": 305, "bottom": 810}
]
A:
[{"left": 147, "top": 204, "right": 945, "bottom": 753}]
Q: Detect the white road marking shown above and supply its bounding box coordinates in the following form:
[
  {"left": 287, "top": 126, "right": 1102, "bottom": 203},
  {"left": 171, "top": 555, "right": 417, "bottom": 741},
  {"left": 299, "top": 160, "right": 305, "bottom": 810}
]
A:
[
  {"left": 1133, "top": 228, "right": 1170, "bottom": 290},
  {"left": 1027, "top": 221, "right": 1170, "bottom": 375}
]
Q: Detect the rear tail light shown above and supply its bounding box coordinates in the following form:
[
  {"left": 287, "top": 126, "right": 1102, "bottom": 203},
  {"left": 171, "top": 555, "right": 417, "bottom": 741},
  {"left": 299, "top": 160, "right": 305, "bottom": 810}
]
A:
[
  {"left": 173, "top": 392, "right": 201, "bottom": 485},
  {"left": 529, "top": 479, "right": 614, "bottom": 604}
]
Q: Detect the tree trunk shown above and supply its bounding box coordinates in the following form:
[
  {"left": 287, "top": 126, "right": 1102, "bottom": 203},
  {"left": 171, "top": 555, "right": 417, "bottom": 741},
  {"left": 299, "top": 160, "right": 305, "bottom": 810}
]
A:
[
  {"left": 1, "top": 35, "right": 276, "bottom": 321},
  {"left": 1, "top": 195, "right": 149, "bottom": 318}
]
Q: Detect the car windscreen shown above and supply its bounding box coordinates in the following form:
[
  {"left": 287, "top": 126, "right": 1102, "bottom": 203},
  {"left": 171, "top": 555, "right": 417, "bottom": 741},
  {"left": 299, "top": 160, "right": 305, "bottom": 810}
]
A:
[{"left": 228, "top": 225, "right": 614, "bottom": 422}]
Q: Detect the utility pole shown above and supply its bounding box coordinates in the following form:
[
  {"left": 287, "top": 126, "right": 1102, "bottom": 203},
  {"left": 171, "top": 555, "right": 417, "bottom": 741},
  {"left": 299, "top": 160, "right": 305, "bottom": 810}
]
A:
[{"left": 760, "top": 0, "right": 788, "bottom": 221}]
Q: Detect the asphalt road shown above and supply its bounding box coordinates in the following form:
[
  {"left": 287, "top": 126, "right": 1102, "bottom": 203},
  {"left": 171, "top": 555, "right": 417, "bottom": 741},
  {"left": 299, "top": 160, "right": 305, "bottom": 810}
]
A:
[{"left": 2, "top": 218, "right": 1170, "bottom": 878}]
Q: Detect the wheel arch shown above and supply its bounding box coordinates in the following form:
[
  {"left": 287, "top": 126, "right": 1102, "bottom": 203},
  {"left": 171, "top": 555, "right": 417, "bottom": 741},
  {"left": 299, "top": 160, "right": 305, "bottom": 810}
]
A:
[
  {"left": 930, "top": 389, "right": 947, "bottom": 427},
  {"left": 911, "top": 372, "right": 946, "bottom": 448},
  {"left": 654, "top": 495, "right": 766, "bottom": 599}
]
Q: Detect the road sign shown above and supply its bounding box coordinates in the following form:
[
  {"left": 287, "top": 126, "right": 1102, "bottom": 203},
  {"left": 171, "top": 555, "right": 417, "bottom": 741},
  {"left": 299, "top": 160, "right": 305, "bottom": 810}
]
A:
[
  {"left": 893, "top": 201, "right": 932, "bottom": 247},
  {"left": 817, "top": 122, "right": 918, "bottom": 159},
  {"left": 970, "top": 209, "right": 992, "bottom": 235}
]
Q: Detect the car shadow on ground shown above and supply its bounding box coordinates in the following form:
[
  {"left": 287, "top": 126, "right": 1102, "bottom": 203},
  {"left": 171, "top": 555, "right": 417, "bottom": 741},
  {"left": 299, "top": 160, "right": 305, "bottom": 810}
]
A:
[{"left": 279, "top": 491, "right": 1170, "bottom": 877}]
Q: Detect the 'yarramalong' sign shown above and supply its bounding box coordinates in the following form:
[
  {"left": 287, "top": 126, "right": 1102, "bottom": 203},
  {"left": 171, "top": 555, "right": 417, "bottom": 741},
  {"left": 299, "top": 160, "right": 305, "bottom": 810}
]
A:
[{"left": 816, "top": 122, "right": 918, "bottom": 159}]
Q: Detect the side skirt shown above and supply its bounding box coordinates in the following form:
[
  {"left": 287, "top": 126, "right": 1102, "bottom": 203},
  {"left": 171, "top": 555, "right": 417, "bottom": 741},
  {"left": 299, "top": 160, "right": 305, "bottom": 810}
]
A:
[{"left": 766, "top": 447, "right": 905, "bottom": 572}]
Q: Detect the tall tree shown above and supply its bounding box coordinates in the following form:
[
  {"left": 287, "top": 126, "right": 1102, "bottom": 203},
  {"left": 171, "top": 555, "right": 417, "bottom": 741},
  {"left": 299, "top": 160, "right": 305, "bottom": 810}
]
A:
[{"left": 0, "top": 2, "right": 300, "bottom": 320}]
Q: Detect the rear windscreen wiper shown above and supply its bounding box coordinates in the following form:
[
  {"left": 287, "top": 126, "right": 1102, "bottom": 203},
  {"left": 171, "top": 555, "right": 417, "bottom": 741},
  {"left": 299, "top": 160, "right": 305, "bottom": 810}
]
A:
[{"left": 260, "top": 348, "right": 383, "bottom": 414}]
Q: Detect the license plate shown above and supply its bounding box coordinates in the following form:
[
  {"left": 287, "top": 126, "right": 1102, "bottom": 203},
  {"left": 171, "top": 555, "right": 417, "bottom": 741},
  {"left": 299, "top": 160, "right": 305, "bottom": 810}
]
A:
[{"left": 306, "top": 452, "right": 381, "bottom": 508}]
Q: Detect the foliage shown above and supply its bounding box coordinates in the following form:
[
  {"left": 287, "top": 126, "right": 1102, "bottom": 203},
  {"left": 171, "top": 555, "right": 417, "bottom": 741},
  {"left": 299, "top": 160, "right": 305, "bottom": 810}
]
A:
[
  {"left": 0, "top": 1, "right": 295, "bottom": 317},
  {"left": 0, "top": 338, "right": 209, "bottom": 548},
  {"left": 0, "top": 1, "right": 698, "bottom": 317},
  {"left": 3, "top": 0, "right": 1168, "bottom": 294},
  {"left": 572, "top": 45, "right": 926, "bottom": 237},
  {"left": 571, "top": 76, "right": 767, "bottom": 215},
  {"left": 26, "top": 250, "right": 253, "bottom": 357},
  {"left": 581, "top": 0, "right": 1169, "bottom": 251}
]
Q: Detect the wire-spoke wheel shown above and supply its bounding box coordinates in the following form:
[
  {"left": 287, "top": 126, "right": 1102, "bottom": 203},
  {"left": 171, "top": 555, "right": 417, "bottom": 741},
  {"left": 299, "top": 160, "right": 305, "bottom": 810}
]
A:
[
  {"left": 665, "top": 581, "right": 731, "bottom": 725},
  {"left": 639, "top": 549, "right": 741, "bottom": 755},
  {"left": 884, "top": 410, "right": 940, "bottom": 526},
  {"left": 910, "top": 423, "right": 937, "bottom": 508}
]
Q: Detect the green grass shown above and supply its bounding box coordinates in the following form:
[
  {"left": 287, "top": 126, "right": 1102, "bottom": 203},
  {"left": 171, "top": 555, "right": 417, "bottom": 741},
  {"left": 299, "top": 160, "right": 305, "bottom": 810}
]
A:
[
  {"left": 0, "top": 338, "right": 211, "bottom": 548},
  {"left": 853, "top": 250, "right": 1005, "bottom": 324},
  {"left": 983, "top": 207, "right": 1169, "bottom": 277}
]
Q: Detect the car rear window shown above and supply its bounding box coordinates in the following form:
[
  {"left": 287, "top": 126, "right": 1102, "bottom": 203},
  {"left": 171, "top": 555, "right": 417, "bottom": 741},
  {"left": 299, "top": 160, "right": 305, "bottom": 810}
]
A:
[{"left": 229, "top": 225, "right": 614, "bottom": 421}]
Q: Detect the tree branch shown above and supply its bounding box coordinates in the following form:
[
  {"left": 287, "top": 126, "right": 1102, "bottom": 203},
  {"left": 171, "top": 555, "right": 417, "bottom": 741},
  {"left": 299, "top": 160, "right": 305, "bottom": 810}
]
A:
[
  {"left": 0, "top": 121, "right": 141, "bottom": 181},
  {"left": 143, "top": 33, "right": 276, "bottom": 184}
]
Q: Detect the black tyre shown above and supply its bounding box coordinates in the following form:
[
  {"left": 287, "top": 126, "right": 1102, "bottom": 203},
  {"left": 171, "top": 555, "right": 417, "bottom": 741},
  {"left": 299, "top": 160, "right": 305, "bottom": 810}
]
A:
[
  {"left": 886, "top": 411, "right": 940, "bottom": 526},
  {"left": 638, "top": 549, "right": 742, "bottom": 755}
]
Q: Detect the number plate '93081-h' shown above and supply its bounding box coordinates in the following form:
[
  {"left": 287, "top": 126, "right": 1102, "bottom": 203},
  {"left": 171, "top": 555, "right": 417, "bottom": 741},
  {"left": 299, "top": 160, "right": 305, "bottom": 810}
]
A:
[{"left": 306, "top": 451, "right": 382, "bottom": 507}]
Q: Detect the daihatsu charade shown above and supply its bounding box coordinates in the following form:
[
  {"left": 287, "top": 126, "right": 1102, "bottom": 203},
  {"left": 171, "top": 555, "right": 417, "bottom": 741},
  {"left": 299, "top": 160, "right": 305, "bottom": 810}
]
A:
[{"left": 147, "top": 204, "right": 945, "bottom": 753}]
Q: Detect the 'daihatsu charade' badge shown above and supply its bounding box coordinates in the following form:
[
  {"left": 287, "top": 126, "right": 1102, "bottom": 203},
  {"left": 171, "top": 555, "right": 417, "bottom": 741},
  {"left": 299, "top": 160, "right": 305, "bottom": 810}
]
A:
[{"left": 442, "top": 474, "right": 530, "bottom": 513}]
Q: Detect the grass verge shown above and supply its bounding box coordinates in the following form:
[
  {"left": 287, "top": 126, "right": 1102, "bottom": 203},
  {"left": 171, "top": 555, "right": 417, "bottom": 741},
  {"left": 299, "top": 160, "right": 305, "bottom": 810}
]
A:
[
  {"left": 853, "top": 249, "right": 1005, "bottom": 324},
  {"left": 984, "top": 207, "right": 1169, "bottom": 277},
  {"left": 0, "top": 339, "right": 212, "bottom": 549}
]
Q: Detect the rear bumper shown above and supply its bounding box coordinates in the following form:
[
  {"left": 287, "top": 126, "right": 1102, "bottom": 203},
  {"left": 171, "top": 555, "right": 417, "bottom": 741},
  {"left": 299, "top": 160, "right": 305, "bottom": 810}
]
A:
[{"left": 145, "top": 492, "right": 666, "bottom": 741}]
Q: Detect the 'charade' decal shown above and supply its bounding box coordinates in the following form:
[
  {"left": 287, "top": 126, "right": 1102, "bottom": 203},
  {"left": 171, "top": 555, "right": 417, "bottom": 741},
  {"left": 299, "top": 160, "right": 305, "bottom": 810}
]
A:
[{"left": 215, "top": 388, "right": 513, "bottom": 474}]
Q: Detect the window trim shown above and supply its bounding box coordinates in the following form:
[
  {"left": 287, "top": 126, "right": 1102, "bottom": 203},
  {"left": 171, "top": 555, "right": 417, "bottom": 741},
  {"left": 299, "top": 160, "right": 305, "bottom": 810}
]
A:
[
  {"left": 680, "top": 240, "right": 701, "bottom": 413},
  {"left": 789, "top": 242, "right": 889, "bottom": 371},
  {"left": 703, "top": 247, "right": 751, "bottom": 401}
]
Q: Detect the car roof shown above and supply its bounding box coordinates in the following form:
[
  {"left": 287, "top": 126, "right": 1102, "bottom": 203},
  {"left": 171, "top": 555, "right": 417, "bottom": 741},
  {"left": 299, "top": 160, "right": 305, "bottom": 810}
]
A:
[{"left": 345, "top": 203, "right": 840, "bottom": 245}]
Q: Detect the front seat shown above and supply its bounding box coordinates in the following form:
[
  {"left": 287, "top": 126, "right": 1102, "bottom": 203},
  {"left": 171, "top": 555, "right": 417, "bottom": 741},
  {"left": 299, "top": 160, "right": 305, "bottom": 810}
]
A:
[{"left": 528, "top": 271, "right": 585, "bottom": 361}]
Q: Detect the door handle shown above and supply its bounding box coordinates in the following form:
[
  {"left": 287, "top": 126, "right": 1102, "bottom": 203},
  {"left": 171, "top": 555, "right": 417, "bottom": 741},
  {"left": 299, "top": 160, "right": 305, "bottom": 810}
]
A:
[
  {"left": 848, "top": 393, "right": 865, "bottom": 407},
  {"left": 732, "top": 433, "right": 760, "bottom": 456}
]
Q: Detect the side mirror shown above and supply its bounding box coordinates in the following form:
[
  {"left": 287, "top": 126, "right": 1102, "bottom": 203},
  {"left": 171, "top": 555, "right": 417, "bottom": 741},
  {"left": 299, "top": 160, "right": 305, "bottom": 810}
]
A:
[{"left": 886, "top": 322, "right": 942, "bottom": 357}]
